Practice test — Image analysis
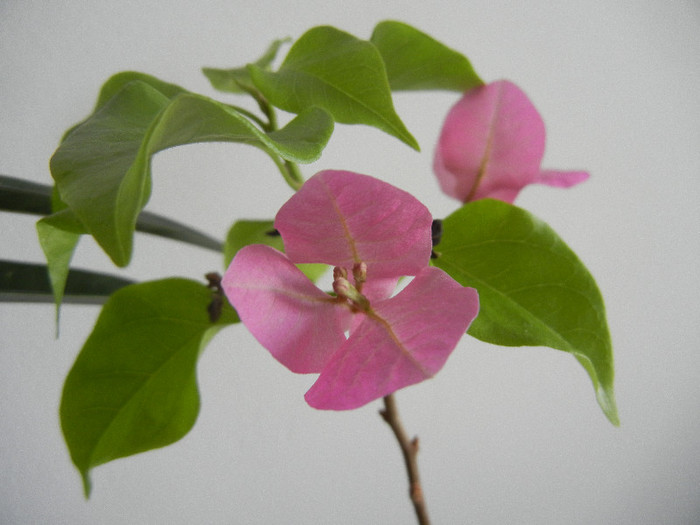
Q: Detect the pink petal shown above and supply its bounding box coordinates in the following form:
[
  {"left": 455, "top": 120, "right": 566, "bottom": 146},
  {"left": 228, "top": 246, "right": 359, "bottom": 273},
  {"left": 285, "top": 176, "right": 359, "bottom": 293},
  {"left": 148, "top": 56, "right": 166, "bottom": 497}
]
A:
[
  {"left": 536, "top": 169, "right": 590, "bottom": 188},
  {"left": 434, "top": 80, "right": 587, "bottom": 203},
  {"left": 305, "top": 267, "right": 479, "bottom": 410},
  {"left": 222, "top": 244, "right": 346, "bottom": 373},
  {"left": 275, "top": 170, "right": 432, "bottom": 277}
]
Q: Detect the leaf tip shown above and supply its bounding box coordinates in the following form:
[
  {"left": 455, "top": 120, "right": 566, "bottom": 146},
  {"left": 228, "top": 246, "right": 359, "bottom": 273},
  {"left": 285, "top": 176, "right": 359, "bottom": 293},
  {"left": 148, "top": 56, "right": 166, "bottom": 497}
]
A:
[
  {"left": 597, "top": 385, "right": 620, "bottom": 427},
  {"left": 81, "top": 470, "right": 93, "bottom": 499}
]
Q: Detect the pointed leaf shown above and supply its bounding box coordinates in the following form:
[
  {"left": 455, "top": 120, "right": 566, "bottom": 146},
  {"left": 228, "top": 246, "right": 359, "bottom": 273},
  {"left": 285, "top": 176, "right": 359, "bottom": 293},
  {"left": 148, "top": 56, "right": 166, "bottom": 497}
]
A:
[
  {"left": 60, "top": 278, "right": 238, "bottom": 496},
  {"left": 223, "top": 219, "right": 325, "bottom": 281},
  {"left": 36, "top": 209, "right": 85, "bottom": 309},
  {"left": 203, "top": 38, "right": 290, "bottom": 94},
  {"left": 275, "top": 170, "right": 433, "bottom": 278},
  {"left": 249, "top": 25, "right": 419, "bottom": 150},
  {"left": 50, "top": 79, "right": 333, "bottom": 266},
  {"left": 370, "top": 20, "right": 483, "bottom": 91},
  {"left": 222, "top": 245, "right": 345, "bottom": 373},
  {"left": 0, "top": 260, "right": 134, "bottom": 304},
  {"left": 432, "top": 199, "right": 618, "bottom": 424},
  {"left": 305, "top": 266, "right": 479, "bottom": 410}
]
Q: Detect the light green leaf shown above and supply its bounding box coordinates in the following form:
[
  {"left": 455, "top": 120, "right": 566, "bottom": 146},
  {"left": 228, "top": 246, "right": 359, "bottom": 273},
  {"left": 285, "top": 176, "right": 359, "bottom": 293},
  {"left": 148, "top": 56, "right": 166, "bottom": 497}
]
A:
[
  {"left": 36, "top": 209, "right": 85, "bottom": 312},
  {"left": 61, "top": 72, "right": 188, "bottom": 141},
  {"left": 50, "top": 81, "right": 170, "bottom": 266},
  {"left": 50, "top": 79, "right": 333, "bottom": 266},
  {"left": 0, "top": 260, "right": 134, "bottom": 304},
  {"left": 60, "top": 278, "right": 239, "bottom": 497},
  {"left": 370, "top": 20, "right": 483, "bottom": 91},
  {"left": 433, "top": 199, "right": 618, "bottom": 425},
  {"left": 203, "top": 38, "right": 291, "bottom": 94},
  {"left": 249, "top": 25, "right": 419, "bottom": 150},
  {"left": 224, "top": 219, "right": 326, "bottom": 282}
]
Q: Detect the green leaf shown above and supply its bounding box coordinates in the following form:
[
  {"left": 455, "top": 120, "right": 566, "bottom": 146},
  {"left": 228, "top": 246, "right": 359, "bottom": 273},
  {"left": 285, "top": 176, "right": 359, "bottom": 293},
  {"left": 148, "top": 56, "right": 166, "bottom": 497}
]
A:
[
  {"left": 0, "top": 174, "right": 223, "bottom": 253},
  {"left": 248, "top": 25, "right": 419, "bottom": 150},
  {"left": 370, "top": 20, "right": 483, "bottom": 91},
  {"left": 60, "top": 278, "right": 239, "bottom": 496},
  {"left": 93, "top": 71, "right": 187, "bottom": 110},
  {"left": 60, "top": 72, "right": 188, "bottom": 141},
  {"left": 36, "top": 209, "right": 85, "bottom": 311},
  {"left": 433, "top": 199, "right": 618, "bottom": 425},
  {"left": 0, "top": 174, "right": 53, "bottom": 215},
  {"left": 50, "top": 79, "right": 333, "bottom": 267},
  {"left": 203, "top": 38, "right": 291, "bottom": 94},
  {"left": 0, "top": 260, "right": 134, "bottom": 304},
  {"left": 224, "top": 219, "right": 326, "bottom": 282}
]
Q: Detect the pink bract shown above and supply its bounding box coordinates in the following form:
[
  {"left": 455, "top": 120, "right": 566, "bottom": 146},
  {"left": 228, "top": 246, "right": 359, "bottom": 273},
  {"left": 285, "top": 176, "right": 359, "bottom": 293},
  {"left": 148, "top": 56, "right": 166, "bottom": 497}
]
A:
[
  {"left": 275, "top": 170, "right": 433, "bottom": 278},
  {"left": 433, "top": 79, "right": 589, "bottom": 203},
  {"left": 305, "top": 266, "right": 479, "bottom": 410},
  {"left": 222, "top": 171, "right": 480, "bottom": 410}
]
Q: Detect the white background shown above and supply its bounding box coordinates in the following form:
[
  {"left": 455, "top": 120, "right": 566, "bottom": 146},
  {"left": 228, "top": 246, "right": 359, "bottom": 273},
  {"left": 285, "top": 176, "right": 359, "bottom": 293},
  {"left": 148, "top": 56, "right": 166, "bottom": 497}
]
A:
[{"left": 1, "top": 1, "right": 699, "bottom": 523}]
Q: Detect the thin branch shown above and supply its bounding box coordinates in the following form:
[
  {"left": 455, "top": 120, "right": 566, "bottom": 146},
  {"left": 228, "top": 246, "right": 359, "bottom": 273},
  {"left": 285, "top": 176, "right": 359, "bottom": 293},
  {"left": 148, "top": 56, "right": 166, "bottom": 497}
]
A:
[{"left": 380, "top": 394, "right": 431, "bottom": 525}]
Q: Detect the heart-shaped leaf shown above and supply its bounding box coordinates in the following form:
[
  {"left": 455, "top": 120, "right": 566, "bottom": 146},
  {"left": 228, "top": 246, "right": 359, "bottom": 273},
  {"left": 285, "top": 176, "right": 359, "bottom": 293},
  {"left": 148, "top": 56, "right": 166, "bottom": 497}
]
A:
[
  {"left": 370, "top": 20, "right": 483, "bottom": 91},
  {"left": 50, "top": 78, "right": 333, "bottom": 266},
  {"left": 433, "top": 199, "right": 618, "bottom": 425},
  {"left": 249, "top": 25, "right": 419, "bottom": 150},
  {"left": 60, "top": 278, "right": 239, "bottom": 496}
]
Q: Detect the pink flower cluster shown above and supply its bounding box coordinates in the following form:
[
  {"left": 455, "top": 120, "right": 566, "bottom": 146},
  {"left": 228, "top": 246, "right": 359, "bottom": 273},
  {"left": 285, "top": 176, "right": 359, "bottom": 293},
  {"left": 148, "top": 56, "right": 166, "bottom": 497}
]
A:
[{"left": 222, "top": 170, "right": 479, "bottom": 410}]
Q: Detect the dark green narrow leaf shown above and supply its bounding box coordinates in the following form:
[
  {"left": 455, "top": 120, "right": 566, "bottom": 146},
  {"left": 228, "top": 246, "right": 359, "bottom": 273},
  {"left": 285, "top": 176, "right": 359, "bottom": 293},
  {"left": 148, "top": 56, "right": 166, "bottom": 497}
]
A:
[
  {"left": 203, "top": 38, "right": 291, "bottom": 94},
  {"left": 0, "top": 260, "right": 134, "bottom": 304},
  {"left": 50, "top": 79, "right": 332, "bottom": 267},
  {"left": 0, "top": 174, "right": 53, "bottom": 215},
  {"left": 433, "top": 199, "right": 618, "bottom": 425},
  {"left": 370, "top": 20, "right": 483, "bottom": 91},
  {"left": 224, "top": 219, "right": 326, "bottom": 282},
  {"left": 248, "top": 25, "right": 419, "bottom": 150},
  {"left": 136, "top": 211, "right": 222, "bottom": 252},
  {"left": 60, "top": 278, "right": 239, "bottom": 496},
  {"left": 0, "top": 174, "right": 223, "bottom": 252}
]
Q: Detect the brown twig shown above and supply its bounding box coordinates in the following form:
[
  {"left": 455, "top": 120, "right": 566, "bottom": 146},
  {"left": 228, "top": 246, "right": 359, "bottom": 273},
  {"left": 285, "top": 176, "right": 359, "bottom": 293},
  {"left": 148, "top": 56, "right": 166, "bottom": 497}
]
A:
[{"left": 380, "top": 394, "right": 431, "bottom": 525}]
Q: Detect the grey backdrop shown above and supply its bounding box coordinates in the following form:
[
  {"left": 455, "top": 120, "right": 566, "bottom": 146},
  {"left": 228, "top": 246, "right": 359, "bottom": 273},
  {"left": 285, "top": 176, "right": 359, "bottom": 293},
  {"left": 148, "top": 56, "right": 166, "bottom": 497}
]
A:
[{"left": 2, "top": 1, "right": 699, "bottom": 523}]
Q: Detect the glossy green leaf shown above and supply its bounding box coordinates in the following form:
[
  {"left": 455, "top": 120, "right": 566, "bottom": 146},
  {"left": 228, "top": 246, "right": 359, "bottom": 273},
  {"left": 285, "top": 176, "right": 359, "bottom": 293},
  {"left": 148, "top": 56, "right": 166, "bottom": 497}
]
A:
[
  {"left": 50, "top": 79, "right": 333, "bottom": 266},
  {"left": 370, "top": 20, "right": 483, "bottom": 91},
  {"left": 0, "top": 260, "right": 134, "bottom": 304},
  {"left": 203, "top": 38, "right": 290, "bottom": 94},
  {"left": 433, "top": 199, "right": 618, "bottom": 425},
  {"left": 60, "top": 278, "right": 239, "bottom": 496},
  {"left": 224, "top": 219, "right": 326, "bottom": 282},
  {"left": 249, "top": 25, "right": 419, "bottom": 150}
]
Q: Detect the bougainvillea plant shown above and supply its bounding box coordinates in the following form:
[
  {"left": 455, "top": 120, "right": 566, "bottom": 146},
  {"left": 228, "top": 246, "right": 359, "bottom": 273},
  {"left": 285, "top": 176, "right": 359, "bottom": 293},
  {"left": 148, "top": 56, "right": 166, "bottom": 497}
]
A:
[{"left": 0, "top": 21, "right": 617, "bottom": 524}]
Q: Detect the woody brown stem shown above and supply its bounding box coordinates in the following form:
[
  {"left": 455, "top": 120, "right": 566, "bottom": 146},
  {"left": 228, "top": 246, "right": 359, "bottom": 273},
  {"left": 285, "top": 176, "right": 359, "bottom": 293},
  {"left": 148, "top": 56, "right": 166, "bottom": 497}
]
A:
[{"left": 380, "top": 394, "right": 431, "bottom": 525}]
